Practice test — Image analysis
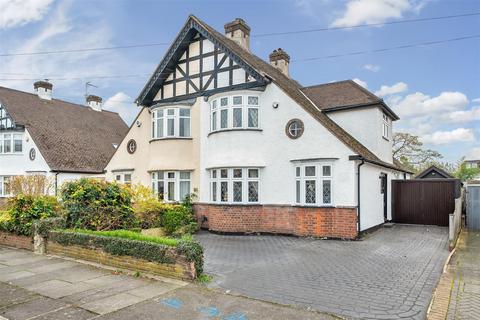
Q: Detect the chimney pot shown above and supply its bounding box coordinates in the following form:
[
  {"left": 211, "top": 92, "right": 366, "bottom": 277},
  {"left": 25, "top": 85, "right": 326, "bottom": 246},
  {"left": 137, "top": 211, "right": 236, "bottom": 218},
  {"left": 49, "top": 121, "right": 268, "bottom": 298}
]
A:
[
  {"left": 33, "top": 80, "right": 53, "bottom": 100},
  {"left": 269, "top": 48, "right": 290, "bottom": 77},
  {"left": 224, "top": 18, "right": 251, "bottom": 51},
  {"left": 86, "top": 94, "right": 102, "bottom": 111}
]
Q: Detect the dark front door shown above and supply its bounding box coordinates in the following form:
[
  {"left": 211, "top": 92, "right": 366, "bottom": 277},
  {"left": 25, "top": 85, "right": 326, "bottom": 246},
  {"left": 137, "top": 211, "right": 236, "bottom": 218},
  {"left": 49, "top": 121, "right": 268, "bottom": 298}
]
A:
[{"left": 380, "top": 174, "right": 388, "bottom": 221}]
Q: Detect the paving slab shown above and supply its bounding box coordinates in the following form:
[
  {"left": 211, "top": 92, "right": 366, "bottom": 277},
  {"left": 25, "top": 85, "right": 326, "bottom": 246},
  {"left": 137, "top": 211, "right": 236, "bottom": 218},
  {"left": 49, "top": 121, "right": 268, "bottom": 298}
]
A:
[
  {"left": 0, "top": 270, "right": 35, "bottom": 282},
  {"left": 80, "top": 292, "right": 145, "bottom": 314},
  {"left": 25, "top": 279, "right": 96, "bottom": 299},
  {"left": 0, "top": 282, "right": 37, "bottom": 308},
  {"left": 0, "top": 296, "right": 68, "bottom": 320}
]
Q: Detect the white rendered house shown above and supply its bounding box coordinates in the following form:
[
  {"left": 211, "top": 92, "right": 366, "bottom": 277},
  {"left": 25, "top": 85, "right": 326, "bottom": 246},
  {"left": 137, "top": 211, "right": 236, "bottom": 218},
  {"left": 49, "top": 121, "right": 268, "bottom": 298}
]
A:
[
  {"left": 0, "top": 81, "right": 128, "bottom": 201},
  {"left": 105, "top": 16, "right": 411, "bottom": 239}
]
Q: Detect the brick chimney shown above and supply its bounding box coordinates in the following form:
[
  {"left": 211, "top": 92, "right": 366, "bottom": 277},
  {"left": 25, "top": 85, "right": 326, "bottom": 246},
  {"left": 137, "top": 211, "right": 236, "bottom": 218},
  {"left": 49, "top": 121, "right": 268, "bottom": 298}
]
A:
[
  {"left": 269, "top": 48, "right": 290, "bottom": 77},
  {"left": 86, "top": 95, "right": 102, "bottom": 111},
  {"left": 33, "top": 80, "right": 53, "bottom": 100},
  {"left": 224, "top": 18, "right": 250, "bottom": 51}
]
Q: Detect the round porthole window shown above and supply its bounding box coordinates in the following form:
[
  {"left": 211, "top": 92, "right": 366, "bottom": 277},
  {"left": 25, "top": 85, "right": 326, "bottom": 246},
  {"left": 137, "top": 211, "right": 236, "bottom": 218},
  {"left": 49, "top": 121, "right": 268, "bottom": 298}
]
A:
[
  {"left": 286, "top": 119, "right": 304, "bottom": 139},
  {"left": 29, "top": 148, "right": 36, "bottom": 161},
  {"left": 127, "top": 139, "right": 137, "bottom": 154}
]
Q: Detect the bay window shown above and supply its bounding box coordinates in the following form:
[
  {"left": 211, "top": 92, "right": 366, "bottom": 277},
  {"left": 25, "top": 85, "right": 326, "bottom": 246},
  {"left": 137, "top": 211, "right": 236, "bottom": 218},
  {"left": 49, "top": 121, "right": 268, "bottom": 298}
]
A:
[
  {"left": 210, "top": 168, "right": 259, "bottom": 204},
  {"left": 152, "top": 107, "right": 191, "bottom": 139},
  {"left": 210, "top": 95, "right": 259, "bottom": 132},
  {"left": 0, "top": 133, "right": 22, "bottom": 154},
  {"left": 152, "top": 170, "right": 191, "bottom": 202},
  {"left": 0, "top": 176, "right": 11, "bottom": 197},
  {"left": 295, "top": 163, "right": 332, "bottom": 206}
]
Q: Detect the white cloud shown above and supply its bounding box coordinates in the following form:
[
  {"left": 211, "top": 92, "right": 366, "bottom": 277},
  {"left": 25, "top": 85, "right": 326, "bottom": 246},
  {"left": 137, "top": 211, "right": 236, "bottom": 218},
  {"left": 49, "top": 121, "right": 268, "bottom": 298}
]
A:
[
  {"left": 352, "top": 78, "right": 368, "bottom": 89},
  {"left": 375, "top": 82, "right": 408, "bottom": 97},
  {"left": 421, "top": 128, "right": 475, "bottom": 145},
  {"left": 467, "top": 147, "right": 480, "bottom": 160},
  {"left": 440, "top": 107, "right": 480, "bottom": 124},
  {"left": 104, "top": 92, "right": 139, "bottom": 125},
  {"left": 0, "top": 0, "right": 54, "bottom": 29},
  {"left": 331, "top": 0, "right": 427, "bottom": 27},
  {"left": 393, "top": 91, "right": 469, "bottom": 118},
  {"left": 473, "top": 98, "right": 480, "bottom": 104},
  {"left": 363, "top": 64, "right": 380, "bottom": 72}
]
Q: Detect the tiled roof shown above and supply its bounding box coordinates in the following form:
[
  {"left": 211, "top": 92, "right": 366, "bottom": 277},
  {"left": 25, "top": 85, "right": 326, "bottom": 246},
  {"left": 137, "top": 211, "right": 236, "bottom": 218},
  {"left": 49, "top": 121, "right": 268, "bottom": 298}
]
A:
[{"left": 0, "top": 86, "right": 128, "bottom": 173}]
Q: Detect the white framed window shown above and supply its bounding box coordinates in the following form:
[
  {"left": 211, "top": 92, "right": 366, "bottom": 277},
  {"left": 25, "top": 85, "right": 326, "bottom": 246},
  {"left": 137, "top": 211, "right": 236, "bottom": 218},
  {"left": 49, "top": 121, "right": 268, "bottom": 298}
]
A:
[
  {"left": 209, "top": 94, "right": 259, "bottom": 132},
  {"left": 114, "top": 172, "right": 132, "bottom": 185},
  {"left": 0, "top": 133, "right": 22, "bottom": 154},
  {"left": 0, "top": 176, "right": 11, "bottom": 197},
  {"left": 152, "top": 107, "right": 191, "bottom": 139},
  {"left": 382, "top": 114, "right": 390, "bottom": 140},
  {"left": 151, "top": 170, "right": 191, "bottom": 202},
  {"left": 210, "top": 168, "right": 259, "bottom": 204},
  {"left": 295, "top": 163, "right": 332, "bottom": 206}
]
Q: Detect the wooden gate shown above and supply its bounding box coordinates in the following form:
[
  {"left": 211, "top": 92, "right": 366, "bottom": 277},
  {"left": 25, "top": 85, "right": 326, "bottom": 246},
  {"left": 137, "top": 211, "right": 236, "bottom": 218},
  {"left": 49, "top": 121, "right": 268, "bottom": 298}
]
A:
[{"left": 392, "top": 179, "right": 458, "bottom": 226}]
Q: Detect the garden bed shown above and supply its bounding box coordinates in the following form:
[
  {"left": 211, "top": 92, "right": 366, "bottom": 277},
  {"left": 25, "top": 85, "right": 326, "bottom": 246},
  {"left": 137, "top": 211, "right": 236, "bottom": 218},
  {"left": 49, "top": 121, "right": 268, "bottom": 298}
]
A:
[{"left": 47, "top": 230, "right": 203, "bottom": 280}]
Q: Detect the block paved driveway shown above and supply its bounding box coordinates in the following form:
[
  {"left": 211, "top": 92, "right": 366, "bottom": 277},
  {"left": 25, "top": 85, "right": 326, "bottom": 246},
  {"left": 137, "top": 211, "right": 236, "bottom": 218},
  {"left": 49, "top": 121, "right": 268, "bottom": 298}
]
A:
[{"left": 197, "top": 224, "right": 449, "bottom": 320}]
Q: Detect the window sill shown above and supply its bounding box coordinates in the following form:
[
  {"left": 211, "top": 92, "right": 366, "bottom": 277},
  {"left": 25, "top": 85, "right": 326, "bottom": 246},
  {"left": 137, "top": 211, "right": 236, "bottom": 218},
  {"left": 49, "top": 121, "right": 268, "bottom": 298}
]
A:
[
  {"left": 208, "top": 128, "right": 262, "bottom": 137},
  {"left": 293, "top": 204, "right": 335, "bottom": 208},
  {"left": 150, "top": 137, "right": 193, "bottom": 143},
  {"left": 208, "top": 202, "right": 261, "bottom": 206},
  {"left": 0, "top": 153, "right": 23, "bottom": 155}
]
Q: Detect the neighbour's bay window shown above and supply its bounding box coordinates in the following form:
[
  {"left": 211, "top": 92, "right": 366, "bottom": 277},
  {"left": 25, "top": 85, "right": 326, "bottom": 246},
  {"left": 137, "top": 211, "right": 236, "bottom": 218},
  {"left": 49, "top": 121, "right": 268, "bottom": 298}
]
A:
[
  {"left": 152, "top": 107, "right": 191, "bottom": 139},
  {"left": 151, "top": 171, "right": 191, "bottom": 202},
  {"left": 0, "top": 176, "right": 11, "bottom": 197},
  {"left": 210, "top": 95, "right": 259, "bottom": 132},
  {"left": 295, "top": 163, "right": 332, "bottom": 206},
  {"left": 210, "top": 168, "right": 259, "bottom": 204},
  {"left": 0, "top": 133, "right": 22, "bottom": 154}
]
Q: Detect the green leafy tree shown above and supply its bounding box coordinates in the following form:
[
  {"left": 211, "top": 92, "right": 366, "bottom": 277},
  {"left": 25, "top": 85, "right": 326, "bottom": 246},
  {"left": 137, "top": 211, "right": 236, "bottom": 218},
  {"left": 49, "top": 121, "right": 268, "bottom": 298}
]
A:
[
  {"left": 393, "top": 132, "right": 443, "bottom": 172},
  {"left": 454, "top": 158, "right": 480, "bottom": 182}
]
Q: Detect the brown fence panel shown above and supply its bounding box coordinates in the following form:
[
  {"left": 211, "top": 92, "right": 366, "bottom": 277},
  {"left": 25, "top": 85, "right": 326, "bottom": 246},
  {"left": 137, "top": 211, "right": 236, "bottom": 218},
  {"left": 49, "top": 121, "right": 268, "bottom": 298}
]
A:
[{"left": 392, "top": 180, "right": 456, "bottom": 226}]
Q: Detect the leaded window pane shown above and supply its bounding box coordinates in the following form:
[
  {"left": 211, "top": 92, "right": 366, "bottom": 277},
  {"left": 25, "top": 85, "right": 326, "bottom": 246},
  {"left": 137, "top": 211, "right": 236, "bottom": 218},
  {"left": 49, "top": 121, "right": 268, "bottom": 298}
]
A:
[
  {"left": 220, "top": 109, "right": 228, "bottom": 129},
  {"left": 305, "top": 166, "right": 316, "bottom": 177},
  {"left": 167, "top": 109, "right": 175, "bottom": 115},
  {"left": 220, "top": 97, "right": 228, "bottom": 106},
  {"left": 296, "top": 180, "right": 301, "bottom": 203},
  {"left": 248, "top": 169, "right": 258, "bottom": 178},
  {"left": 212, "top": 170, "right": 217, "bottom": 178},
  {"left": 248, "top": 108, "right": 258, "bottom": 128},
  {"left": 233, "top": 181, "right": 242, "bottom": 202},
  {"left": 305, "top": 180, "right": 316, "bottom": 204},
  {"left": 180, "top": 108, "right": 190, "bottom": 117},
  {"left": 221, "top": 182, "right": 228, "bottom": 202},
  {"left": 248, "top": 96, "right": 258, "bottom": 105},
  {"left": 233, "top": 96, "right": 242, "bottom": 105},
  {"left": 233, "top": 108, "right": 242, "bottom": 127},
  {"left": 212, "top": 182, "right": 217, "bottom": 201},
  {"left": 167, "top": 172, "right": 175, "bottom": 179},
  {"left": 220, "top": 169, "right": 228, "bottom": 178},
  {"left": 233, "top": 169, "right": 242, "bottom": 178},
  {"left": 323, "top": 180, "right": 331, "bottom": 204},
  {"left": 248, "top": 181, "right": 258, "bottom": 202}
]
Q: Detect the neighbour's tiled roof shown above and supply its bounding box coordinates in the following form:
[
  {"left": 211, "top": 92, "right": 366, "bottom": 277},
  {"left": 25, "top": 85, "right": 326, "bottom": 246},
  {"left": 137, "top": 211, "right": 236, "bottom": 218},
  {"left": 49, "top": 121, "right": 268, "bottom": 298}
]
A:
[
  {"left": 0, "top": 86, "right": 128, "bottom": 173},
  {"left": 190, "top": 16, "right": 408, "bottom": 172}
]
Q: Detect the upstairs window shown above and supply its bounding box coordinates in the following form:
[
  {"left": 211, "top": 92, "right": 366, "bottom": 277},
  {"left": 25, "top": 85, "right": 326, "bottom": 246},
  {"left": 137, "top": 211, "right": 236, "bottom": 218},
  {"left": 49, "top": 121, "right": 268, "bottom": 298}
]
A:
[
  {"left": 152, "top": 107, "right": 191, "bottom": 139},
  {"left": 0, "top": 133, "right": 22, "bottom": 154},
  {"left": 382, "top": 114, "right": 390, "bottom": 140},
  {"left": 295, "top": 163, "right": 332, "bottom": 206},
  {"left": 210, "top": 95, "right": 259, "bottom": 132},
  {"left": 152, "top": 171, "right": 191, "bottom": 202},
  {"left": 210, "top": 168, "right": 259, "bottom": 204}
]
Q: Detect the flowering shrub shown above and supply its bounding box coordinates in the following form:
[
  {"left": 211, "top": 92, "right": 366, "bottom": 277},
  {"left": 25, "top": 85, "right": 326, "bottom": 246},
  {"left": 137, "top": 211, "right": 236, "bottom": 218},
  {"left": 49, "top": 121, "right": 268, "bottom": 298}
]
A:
[
  {"left": 61, "top": 178, "right": 137, "bottom": 231},
  {"left": 130, "top": 184, "right": 165, "bottom": 229}
]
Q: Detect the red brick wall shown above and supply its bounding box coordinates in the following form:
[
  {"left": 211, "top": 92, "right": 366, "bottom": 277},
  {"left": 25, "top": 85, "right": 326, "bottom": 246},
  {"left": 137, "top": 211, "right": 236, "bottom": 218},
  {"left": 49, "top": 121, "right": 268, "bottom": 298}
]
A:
[
  {"left": 0, "top": 231, "right": 33, "bottom": 251},
  {"left": 194, "top": 204, "right": 358, "bottom": 239}
]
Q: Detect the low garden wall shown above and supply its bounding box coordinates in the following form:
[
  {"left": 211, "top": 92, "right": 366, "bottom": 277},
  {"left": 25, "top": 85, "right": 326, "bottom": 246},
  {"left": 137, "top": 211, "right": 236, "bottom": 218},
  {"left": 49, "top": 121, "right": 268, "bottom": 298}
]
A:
[
  {"left": 0, "top": 231, "right": 33, "bottom": 251},
  {"left": 194, "top": 204, "right": 358, "bottom": 239},
  {"left": 46, "top": 230, "right": 201, "bottom": 280}
]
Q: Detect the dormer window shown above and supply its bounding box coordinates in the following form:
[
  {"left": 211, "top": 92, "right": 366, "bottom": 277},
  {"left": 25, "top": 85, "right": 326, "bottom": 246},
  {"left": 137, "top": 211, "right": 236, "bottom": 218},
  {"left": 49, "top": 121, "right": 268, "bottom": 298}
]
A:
[
  {"left": 0, "top": 133, "right": 22, "bottom": 154},
  {"left": 152, "top": 107, "right": 191, "bottom": 139},
  {"left": 382, "top": 113, "right": 390, "bottom": 140},
  {"left": 210, "top": 95, "right": 259, "bottom": 133}
]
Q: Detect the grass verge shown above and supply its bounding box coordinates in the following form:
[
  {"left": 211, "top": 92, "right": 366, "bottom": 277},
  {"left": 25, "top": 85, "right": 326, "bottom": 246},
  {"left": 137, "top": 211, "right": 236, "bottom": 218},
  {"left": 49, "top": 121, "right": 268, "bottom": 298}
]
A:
[{"left": 63, "top": 229, "right": 179, "bottom": 247}]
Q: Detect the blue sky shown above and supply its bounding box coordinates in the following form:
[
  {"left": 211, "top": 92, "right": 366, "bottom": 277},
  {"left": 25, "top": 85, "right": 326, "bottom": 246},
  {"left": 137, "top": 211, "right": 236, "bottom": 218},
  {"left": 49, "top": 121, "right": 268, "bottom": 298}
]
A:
[{"left": 0, "top": 0, "right": 479, "bottom": 163}]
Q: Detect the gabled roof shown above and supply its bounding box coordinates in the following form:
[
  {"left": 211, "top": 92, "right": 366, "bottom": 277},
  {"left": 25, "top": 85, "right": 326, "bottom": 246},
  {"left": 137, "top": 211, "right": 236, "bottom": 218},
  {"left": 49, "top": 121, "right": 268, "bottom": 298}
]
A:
[
  {"left": 137, "top": 15, "right": 408, "bottom": 173},
  {"left": 0, "top": 86, "right": 128, "bottom": 173},
  {"left": 416, "top": 165, "right": 454, "bottom": 179},
  {"left": 301, "top": 81, "right": 399, "bottom": 120}
]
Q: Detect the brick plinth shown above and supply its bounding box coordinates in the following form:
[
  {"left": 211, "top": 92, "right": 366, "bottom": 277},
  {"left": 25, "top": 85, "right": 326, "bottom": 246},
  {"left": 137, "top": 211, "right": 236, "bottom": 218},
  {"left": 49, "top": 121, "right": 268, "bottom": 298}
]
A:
[
  {"left": 0, "top": 231, "right": 33, "bottom": 250},
  {"left": 194, "top": 204, "right": 358, "bottom": 239},
  {"left": 46, "top": 242, "right": 196, "bottom": 280}
]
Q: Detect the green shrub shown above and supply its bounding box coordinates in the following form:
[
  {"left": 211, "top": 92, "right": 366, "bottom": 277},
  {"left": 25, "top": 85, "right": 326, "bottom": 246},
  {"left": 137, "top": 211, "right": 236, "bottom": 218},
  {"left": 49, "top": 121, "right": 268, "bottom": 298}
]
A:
[
  {"left": 162, "top": 204, "right": 198, "bottom": 236},
  {"left": 0, "top": 195, "right": 60, "bottom": 236},
  {"left": 61, "top": 178, "right": 137, "bottom": 231},
  {"left": 177, "top": 238, "right": 204, "bottom": 275},
  {"left": 130, "top": 185, "right": 166, "bottom": 229}
]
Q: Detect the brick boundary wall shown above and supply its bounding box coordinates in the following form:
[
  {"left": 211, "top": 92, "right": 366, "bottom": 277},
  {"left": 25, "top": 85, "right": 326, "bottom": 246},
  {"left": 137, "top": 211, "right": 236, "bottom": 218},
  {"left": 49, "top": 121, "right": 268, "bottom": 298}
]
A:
[
  {"left": 46, "top": 242, "right": 196, "bottom": 280},
  {"left": 194, "top": 204, "right": 358, "bottom": 239},
  {"left": 0, "top": 231, "right": 33, "bottom": 251}
]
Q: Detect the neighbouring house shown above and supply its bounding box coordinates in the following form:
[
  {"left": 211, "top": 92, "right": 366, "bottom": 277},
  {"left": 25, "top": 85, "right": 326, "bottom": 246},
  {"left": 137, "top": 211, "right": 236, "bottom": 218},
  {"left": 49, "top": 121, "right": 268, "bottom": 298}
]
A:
[
  {"left": 464, "top": 159, "right": 480, "bottom": 180},
  {"left": 416, "top": 165, "right": 454, "bottom": 179},
  {"left": 0, "top": 81, "right": 128, "bottom": 200},
  {"left": 105, "top": 15, "right": 412, "bottom": 239}
]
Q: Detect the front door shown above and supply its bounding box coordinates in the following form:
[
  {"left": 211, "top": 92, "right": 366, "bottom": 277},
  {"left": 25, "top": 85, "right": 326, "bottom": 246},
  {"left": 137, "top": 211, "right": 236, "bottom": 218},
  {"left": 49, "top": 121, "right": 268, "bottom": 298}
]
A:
[{"left": 380, "top": 174, "right": 388, "bottom": 221}]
